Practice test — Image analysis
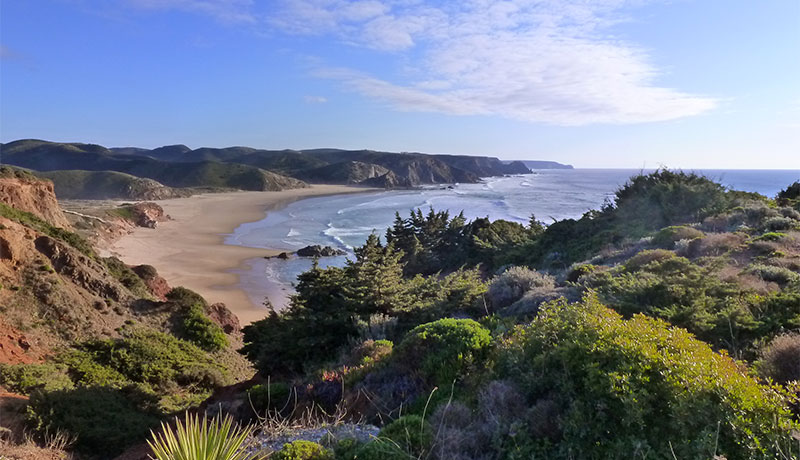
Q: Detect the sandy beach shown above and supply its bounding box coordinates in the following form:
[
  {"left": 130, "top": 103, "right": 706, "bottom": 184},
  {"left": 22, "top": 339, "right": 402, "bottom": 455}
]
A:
[{"left": 109, "top": 185, "right": 376, "bottom": 325}]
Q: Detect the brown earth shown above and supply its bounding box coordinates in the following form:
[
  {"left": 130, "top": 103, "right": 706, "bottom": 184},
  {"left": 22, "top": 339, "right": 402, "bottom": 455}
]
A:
[{"left": 0, "top": 176, "right": 71, "bottom": 229}]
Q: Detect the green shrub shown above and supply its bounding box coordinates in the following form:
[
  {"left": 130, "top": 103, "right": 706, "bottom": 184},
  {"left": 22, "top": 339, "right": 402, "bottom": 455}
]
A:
[
  {"left": 333, "top": 438, "right": 360, "bottom": 460},
  {"left": 778, "top": 181, "right": 800, "bottom": 203},
  {"left": 378, "top": 415, "right": 433, "bottom": 456},
  {"left": 351, "top": 439, "right": 408, "bottom": 460},
  {"left": 133, "top": 264, "right": 159, "bottom": 280},
  {"left": 487, "top": 266, "right": 555, "bottom": 311},
  {"left": 748, "top": 263, "right": 800, "bottom": 285},
  {"left": 167, "top": 286, "right": 209, "bottom": 308},
  {"left": 348, "top": 339, "right": 393, "bottom": 366},
  {"left": 395, "top": 318, "right": 491, "bottom": 384},
  {"left": 56, "top": 327, "right": 229, "bottom": 410},
  {"left": 56, "top": 350, "right": 128, "bottom": 387},
  {"left": 623, "top": 249, "right": 675, "bottom": 271},
  {"left": 651, "top": 225, "right": 704, "bottom": 248},
  {"left": 755, "top": 232, "right": 786, "bottom": 242},
  {"left": 765, "top": 216, "right": 798, "bottom": 231},
  {"left": 26, "top": 386, "right": 160, "bottom": 456},
  {"left": 565, "top": 264, "right": 597, "bottom": 283},
  {"left": 182, "top": 304, "right": 228, "bottom": 351},
  {"left": 102, "top": 256, "right": 151, "bottom": 298},
  {"left": 273, "top": 440, "right": 333, "bottom": 460},
  {"left": 0, "top": 363, "right": 74, "bottom": 394},
  {"left": 496, "top": 295, "right": 797, "bottom": 459},
  {"left": 247, "top": 382, "right": 291, "bottom": 412}
]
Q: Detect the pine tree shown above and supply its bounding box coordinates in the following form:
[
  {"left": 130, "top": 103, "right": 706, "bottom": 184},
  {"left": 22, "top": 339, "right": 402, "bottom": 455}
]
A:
[{"left": 346, "top": 234, "right": 410, "bottom": 315}]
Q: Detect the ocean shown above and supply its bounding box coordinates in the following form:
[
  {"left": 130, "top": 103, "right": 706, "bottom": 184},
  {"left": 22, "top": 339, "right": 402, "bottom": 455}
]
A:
[{"left": 225, "top": 169, "right": 800, "bottom": 308}]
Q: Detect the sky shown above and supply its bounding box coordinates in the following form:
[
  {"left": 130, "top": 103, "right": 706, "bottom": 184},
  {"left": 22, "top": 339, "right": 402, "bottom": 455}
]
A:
[{"left": 1, "top": 0, "right": 798, "bottom": 168}]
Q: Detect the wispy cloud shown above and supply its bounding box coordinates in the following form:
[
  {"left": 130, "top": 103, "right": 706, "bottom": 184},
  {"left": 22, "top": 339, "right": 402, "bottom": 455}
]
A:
[
  {"left": 303, "top": 95, "right": 328, "bottom": 104},
  {"left": 126, "top": 0, "right": 255, "bottom": 24},
  {"left": 270, "top": 0, "right": 717, "bottom": 125}
]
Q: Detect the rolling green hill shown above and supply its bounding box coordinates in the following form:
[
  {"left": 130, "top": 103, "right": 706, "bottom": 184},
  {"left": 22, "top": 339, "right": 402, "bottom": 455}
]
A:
[
  {"left": 1, "top": 140, "right": 307, "bottom": 193},
  {"left": 34, "top": 170, "right": 189, "bottom": 200}
]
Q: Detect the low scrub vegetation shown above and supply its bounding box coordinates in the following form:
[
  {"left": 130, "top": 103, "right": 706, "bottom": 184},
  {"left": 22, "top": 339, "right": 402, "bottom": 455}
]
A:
[{"left": 8, "top": 170, "right": 800, "bottom": 459}]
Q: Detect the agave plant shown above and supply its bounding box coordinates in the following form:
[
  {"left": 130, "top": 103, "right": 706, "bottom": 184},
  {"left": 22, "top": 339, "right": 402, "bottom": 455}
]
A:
[{"left": 148, "top": 412, "right": 262, "bottom": 460}]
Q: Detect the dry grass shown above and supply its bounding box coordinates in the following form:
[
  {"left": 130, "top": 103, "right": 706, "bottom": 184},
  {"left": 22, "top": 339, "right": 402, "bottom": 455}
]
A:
[
  {"left": 688, "top": 232, "right": 746, "bottom": 258},
  {"left": 759, "top": 333, "right": 800, "bottom": 384}
]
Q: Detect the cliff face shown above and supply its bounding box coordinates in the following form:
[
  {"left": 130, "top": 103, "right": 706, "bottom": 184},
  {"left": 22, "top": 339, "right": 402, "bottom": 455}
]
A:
[
  {"left": 0, "top": 169, "right": 71, "bottom": 229},
  {"left": 0, "top": 175, "right": 165, "bottom": 353},
  {"left": 298, "top": 161, "right": 391, "bottom": 184}
]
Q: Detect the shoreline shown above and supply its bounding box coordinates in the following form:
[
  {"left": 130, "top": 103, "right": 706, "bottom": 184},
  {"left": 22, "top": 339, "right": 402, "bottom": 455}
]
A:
[{"left": 108, "top": 185, "right": 379, "bottom": 325}]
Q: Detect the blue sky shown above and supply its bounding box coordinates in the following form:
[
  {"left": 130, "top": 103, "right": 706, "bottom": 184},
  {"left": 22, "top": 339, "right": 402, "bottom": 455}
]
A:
[{"left": 1, "top": 0, "right": 798, "bottom": 168}]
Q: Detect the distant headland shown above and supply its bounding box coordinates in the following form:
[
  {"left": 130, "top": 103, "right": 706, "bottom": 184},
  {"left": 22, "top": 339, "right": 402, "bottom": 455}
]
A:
[{"left": 0, "top": 139, "right": 571, "bottom": 200}]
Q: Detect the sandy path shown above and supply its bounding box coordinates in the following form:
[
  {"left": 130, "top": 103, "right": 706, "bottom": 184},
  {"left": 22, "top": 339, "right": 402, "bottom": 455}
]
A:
[{"left": 108, "top": 185, "right": 375, "bottom": 325}]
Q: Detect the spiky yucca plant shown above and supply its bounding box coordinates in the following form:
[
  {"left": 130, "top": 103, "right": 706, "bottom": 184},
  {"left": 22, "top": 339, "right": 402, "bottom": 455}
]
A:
[{"left": 148, "top": 412, "right": 262, "bottom": 460}]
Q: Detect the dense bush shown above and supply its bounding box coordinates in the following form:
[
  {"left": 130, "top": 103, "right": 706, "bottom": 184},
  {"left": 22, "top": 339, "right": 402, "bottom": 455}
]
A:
[
  {"left": 778, "top": 181, "right": 800, "bottom": 201},
  {"left": 378, "top": 414, "right": 433, "bottom": 457},
  {"left": 651, "top": 225, "right": 704, "bottom": 248},
  {"left": 273, "top": 440, "right": 333, "bottom": 460},
  {"left": 748, "top": 263, "right": 800, "bottom": 286},
  {"left": 102, "top": 256, "right": 151, "bottom": 298},
  {"left": 26, "top": 386, "right": 160, "bottom": 455},
  {"left": 167, "top": 286, "right": 208, "bottom": 308},
  {"left": 764, "top": 216, "right": 798, "bottom": 232},
  {"left": 495, "top": 295, "right": 797, "bottom": 459},
  {"left": 0, "top": 363, "right": 74, "bottom": 394},
  {"left": 346, "top": 339, "right": 393, "bottom": 366},
  {"left": 182, "top": 304, "right": 228, "bottom": 351},
  {"left": 623, "top": 249, "right": 676, "bottom": 271},
  {"left": 487, "top": 266, "right": 554, "bottom": 311},
  {"left": 394, "top": 318, "right": 491, "bottom": 385},
  {"left": 247, "top": 382, "right": 291, "bottom": 413},
  {"left": 758, "top": 333, "right": 800, "bottom": 384},
  {"left": 565, "top": 263, "right": 597, "bottom": 282},
  {"left": 57, "top": 328, "right": 229, "bottom": 408},
  {"left": 686, "top": 232, "right": 746, "bottom": 257},
  {"left": 350, "top": 439, "right": 408, "bottom": 460}
]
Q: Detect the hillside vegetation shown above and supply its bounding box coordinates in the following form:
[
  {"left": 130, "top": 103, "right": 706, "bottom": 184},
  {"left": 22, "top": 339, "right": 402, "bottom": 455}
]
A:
[
  {"left": 0, "top": 174, "right": 252, "bottom": 457},
  {"left": 0, "top": 140, "right": 307, "bottom": 197},
  {"left": 35, "top": 170, "right": 189, "bottom": 200},
  {"left": 237, "top": 171, "right": 800, "bottom": 459},
  {"left": 4, "top": 169, "right": 800, "bottom": 460}
]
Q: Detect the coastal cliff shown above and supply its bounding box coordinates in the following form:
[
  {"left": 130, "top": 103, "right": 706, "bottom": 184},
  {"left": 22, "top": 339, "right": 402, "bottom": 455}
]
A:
[{"left": 0, "top": 139, "right": 543, "bottom": 196}]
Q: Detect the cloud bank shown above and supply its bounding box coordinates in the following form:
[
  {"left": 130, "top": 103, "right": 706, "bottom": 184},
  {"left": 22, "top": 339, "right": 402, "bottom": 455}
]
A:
[
  {"left": 125, "top": 0, "right": 717, "bottom": 125},
  {"left": 270, "top": 0, "right": 716, "bottom": 125}
]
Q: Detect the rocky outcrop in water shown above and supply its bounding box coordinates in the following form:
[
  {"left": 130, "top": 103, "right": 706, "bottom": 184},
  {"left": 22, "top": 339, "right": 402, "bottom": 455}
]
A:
[{"left": 296, "top": 245, "right": 347, "bottom": 257}]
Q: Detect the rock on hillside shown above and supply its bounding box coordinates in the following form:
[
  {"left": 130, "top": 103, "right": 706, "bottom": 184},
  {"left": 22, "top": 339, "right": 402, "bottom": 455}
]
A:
[
  {"left": 360, "top": 171, "right": 413, "bottom": 188},
  {"left": 259, "top": 169, "right": 308, "bottom": 191},
  {"left": 0, "top": 167, "right": 71, "bottom": 229},
  {"left": 297, "top": 161, "right": 391, "bottom": 184}
]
